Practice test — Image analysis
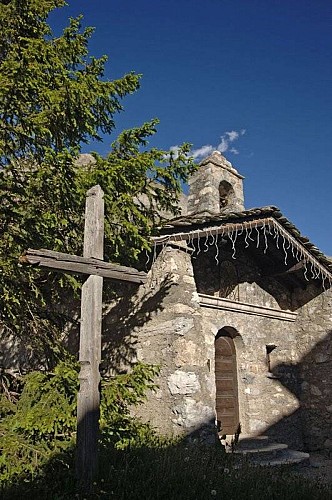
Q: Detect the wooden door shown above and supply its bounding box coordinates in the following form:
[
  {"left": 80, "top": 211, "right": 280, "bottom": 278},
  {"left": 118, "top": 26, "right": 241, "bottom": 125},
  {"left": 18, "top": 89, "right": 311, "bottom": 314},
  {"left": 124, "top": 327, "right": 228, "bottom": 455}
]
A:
[{"left": 215, "top": 335, "right": 239, "bottom": 435}]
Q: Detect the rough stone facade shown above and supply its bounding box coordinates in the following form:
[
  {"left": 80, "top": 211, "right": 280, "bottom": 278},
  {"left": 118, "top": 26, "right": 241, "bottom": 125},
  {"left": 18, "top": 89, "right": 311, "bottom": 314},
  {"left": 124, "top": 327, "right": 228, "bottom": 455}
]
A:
[
  {"left": 294, "top": 288, "right": 332, "bottom": 451},
  {"left": 104, "top": 151, "right": 331, "bottom": 454},
  {"left": 103, "top": 245, "right": 216, "bottom": 441},
  {"left": 187, "top": 151, "right": 244, "bottom": 214}
]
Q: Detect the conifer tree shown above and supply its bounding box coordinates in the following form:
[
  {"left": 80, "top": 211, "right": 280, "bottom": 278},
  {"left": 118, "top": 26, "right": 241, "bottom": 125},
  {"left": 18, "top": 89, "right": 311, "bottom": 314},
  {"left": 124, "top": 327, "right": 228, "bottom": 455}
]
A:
[{"left": 0, "top": 0, "right": 195, "bottom": 367}]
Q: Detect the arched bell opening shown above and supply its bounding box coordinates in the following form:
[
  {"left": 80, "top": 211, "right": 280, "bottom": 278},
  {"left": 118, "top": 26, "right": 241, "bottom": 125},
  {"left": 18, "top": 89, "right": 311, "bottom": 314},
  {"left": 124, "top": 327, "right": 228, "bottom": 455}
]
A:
[{"left": 219, "top": 180, "right": 235, "bottom": 211}]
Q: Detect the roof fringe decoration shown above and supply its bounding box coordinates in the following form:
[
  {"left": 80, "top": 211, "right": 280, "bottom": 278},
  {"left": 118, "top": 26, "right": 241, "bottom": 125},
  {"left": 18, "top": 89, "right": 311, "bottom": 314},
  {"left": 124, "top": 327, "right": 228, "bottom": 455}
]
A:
[{"left": 151, "top": 217, "right": 332, "bottom": 290}]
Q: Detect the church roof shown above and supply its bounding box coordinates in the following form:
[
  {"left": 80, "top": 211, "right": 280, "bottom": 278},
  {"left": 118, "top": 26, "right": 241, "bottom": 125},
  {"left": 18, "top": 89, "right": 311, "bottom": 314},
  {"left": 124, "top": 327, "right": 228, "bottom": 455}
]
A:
[{"left": 152, "top": 206, "right": 332, "bottom": 289}]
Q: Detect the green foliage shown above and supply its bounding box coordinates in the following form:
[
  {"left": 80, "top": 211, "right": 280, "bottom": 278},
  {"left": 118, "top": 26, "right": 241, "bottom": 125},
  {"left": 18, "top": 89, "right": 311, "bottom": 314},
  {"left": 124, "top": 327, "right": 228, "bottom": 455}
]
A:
[
  {"left": 0, "top": 362, "right": 78, "bottom": 481},
  {"left": 100, "top": 363, "right": 163, "bottom": 450},
  {"left": 0, "top": 360, "right": 78, "bottom": 482},
  {"left": 0, "top": 360, "right": 160, "bottom": 484},
  {"left": 0, "top": 0, "right": 139, "bottom": 158},
  {"left": 0, "top": 0, "right": 196, "bottom": 365},
  {"left": 11, "top": 361, "right": 78, "bottom": 439}
]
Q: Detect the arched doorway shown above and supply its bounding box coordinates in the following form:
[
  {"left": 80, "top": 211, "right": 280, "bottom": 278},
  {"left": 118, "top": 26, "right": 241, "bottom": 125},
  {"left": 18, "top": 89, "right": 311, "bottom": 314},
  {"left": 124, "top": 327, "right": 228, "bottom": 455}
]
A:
[{"left": 215, "top": 328, "right": 240, "bottom": 435}]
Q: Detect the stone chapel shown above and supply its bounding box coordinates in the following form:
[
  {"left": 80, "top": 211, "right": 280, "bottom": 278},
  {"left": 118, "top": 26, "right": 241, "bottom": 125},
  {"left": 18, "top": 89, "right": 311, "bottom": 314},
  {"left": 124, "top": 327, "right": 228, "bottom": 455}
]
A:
[{"left": 104, "top": 151, "right": 331, "bottom": 457}]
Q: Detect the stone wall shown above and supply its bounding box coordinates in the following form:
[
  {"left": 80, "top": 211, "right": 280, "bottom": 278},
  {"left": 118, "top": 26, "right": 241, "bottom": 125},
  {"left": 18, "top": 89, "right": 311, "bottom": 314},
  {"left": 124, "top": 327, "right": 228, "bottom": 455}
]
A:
[
  {"left": 293, "top": 286, "right": 332, "bottom": 452},
  {"left": 102, "top": 245, "right": 216, "bottom": 440},
  {"left": 200, "top": 305, "right": 302, "bottom": 446},
  {"left": 193, "top": 246, "right": 331, "bottom": 451},
  {"left": 104, "top": 242, "right": 330, "bottom": 452},
  {"left": 192, "top": 247, "right": 292, "bottom": 309}
]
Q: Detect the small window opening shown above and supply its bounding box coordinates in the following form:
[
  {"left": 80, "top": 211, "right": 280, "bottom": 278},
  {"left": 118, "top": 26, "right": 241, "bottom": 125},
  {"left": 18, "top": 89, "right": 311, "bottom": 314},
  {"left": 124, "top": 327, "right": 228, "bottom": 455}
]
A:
[{"left": 266, "top": 344, "right": 277, "bottom": 373}]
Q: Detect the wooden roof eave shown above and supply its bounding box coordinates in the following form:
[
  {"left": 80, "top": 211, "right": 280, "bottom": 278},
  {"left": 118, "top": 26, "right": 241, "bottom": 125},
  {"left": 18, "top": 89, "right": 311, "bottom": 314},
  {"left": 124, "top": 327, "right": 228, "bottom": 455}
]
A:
[{"left": 152, "top": 216, "right": 332, "bottom": 289}]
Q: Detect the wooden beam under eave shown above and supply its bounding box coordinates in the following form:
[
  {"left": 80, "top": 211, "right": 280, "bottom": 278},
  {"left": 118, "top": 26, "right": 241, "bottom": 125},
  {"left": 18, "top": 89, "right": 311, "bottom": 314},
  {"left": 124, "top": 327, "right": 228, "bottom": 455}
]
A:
[
  {"left": 268, "top": 260, "right": 306, "bottom": 277},
  {"left": 19, "top": 248, "right": 147, "bottom": 284}
]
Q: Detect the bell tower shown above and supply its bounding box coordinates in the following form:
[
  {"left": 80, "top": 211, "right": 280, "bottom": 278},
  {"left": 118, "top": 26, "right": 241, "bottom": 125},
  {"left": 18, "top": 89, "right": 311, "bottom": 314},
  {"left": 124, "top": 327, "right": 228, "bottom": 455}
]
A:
[{"left": 187, "top": 151, "right": 245, "bottom": 215}]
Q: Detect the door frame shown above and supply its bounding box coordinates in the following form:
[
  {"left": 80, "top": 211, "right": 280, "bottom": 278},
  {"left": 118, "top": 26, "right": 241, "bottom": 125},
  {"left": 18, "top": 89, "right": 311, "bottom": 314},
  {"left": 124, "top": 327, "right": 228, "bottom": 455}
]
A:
[{"left": 215, "top": 328, "right": 240, "bottom": 436}]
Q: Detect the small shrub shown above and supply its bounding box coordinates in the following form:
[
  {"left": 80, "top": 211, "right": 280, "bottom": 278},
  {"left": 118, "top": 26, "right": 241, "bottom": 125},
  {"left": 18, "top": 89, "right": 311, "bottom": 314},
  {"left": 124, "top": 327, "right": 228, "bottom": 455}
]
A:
[{"left": 0, "top": 360, "right": 160, "bottom": 486}]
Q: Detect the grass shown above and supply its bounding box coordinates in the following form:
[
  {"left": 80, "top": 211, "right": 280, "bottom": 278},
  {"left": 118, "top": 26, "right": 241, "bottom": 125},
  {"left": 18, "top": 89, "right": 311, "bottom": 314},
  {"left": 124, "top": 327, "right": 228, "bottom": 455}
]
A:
[{"left": 1, "top": 440, "right": 332, "bottom": 500}]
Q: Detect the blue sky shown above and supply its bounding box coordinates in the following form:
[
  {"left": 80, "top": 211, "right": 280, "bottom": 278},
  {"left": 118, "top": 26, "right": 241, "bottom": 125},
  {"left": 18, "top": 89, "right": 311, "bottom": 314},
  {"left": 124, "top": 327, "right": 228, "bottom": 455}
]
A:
[{"left": 50, "top": 1, "right": 332, "bottom": 255}]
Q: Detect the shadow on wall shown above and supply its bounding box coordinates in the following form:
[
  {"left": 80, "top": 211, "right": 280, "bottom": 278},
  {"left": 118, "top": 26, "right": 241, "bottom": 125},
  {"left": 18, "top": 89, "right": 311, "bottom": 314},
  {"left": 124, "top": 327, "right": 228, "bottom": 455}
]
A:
[
  {"left": 60, "top": 269, "right": 175, "bottom": 375},
  {"left": 263, "top": 330, "right": 332, "bottom": 453},
  {"left": 192, "top": 239, "right": 329, "bottom": 312},
  {"left": 0, "top": 329, "right": 29, "bottom": 372},
  {"left": 101, "top": 272, "right": 175, "bottom": 374}
]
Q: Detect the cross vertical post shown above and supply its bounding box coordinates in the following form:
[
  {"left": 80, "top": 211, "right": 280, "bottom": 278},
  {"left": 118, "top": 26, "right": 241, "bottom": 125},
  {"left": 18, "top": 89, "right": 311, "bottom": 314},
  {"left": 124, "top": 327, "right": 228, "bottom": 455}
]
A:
[
  {"left": 76, "top": 185, "right": 104, "bottom": 487},
  {"left": 20, "top": 183, "right": 147, "bottom": 484}
]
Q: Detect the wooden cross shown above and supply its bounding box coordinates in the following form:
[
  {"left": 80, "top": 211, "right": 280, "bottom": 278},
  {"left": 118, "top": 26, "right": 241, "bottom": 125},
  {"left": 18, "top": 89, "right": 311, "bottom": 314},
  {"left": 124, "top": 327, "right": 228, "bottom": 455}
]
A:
[{"left": 21, "top": 185, "right": 147, "bottom": 487}]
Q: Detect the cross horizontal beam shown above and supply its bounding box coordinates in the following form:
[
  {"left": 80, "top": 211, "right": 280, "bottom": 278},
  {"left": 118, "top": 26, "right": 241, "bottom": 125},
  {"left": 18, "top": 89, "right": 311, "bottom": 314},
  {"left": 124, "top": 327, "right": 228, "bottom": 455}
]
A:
[{"left": 20, "top": 248, "right": 147, "bottom": 284}]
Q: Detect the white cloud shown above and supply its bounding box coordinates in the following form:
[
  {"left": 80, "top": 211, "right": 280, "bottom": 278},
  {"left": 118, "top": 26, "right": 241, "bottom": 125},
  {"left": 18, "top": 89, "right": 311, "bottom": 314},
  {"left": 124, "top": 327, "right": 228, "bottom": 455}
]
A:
[
  {"left": 190, "top": 129, "right": 246, "bottom": 161},
  {"left": 217, "top": 136, "right": 228, "bottom": 153},
  {"left": 191, "top": 144, "right": 214, "bottom": 160},
  {"left": 225, "top": 131, "right": 239, "bottom": 142}
]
